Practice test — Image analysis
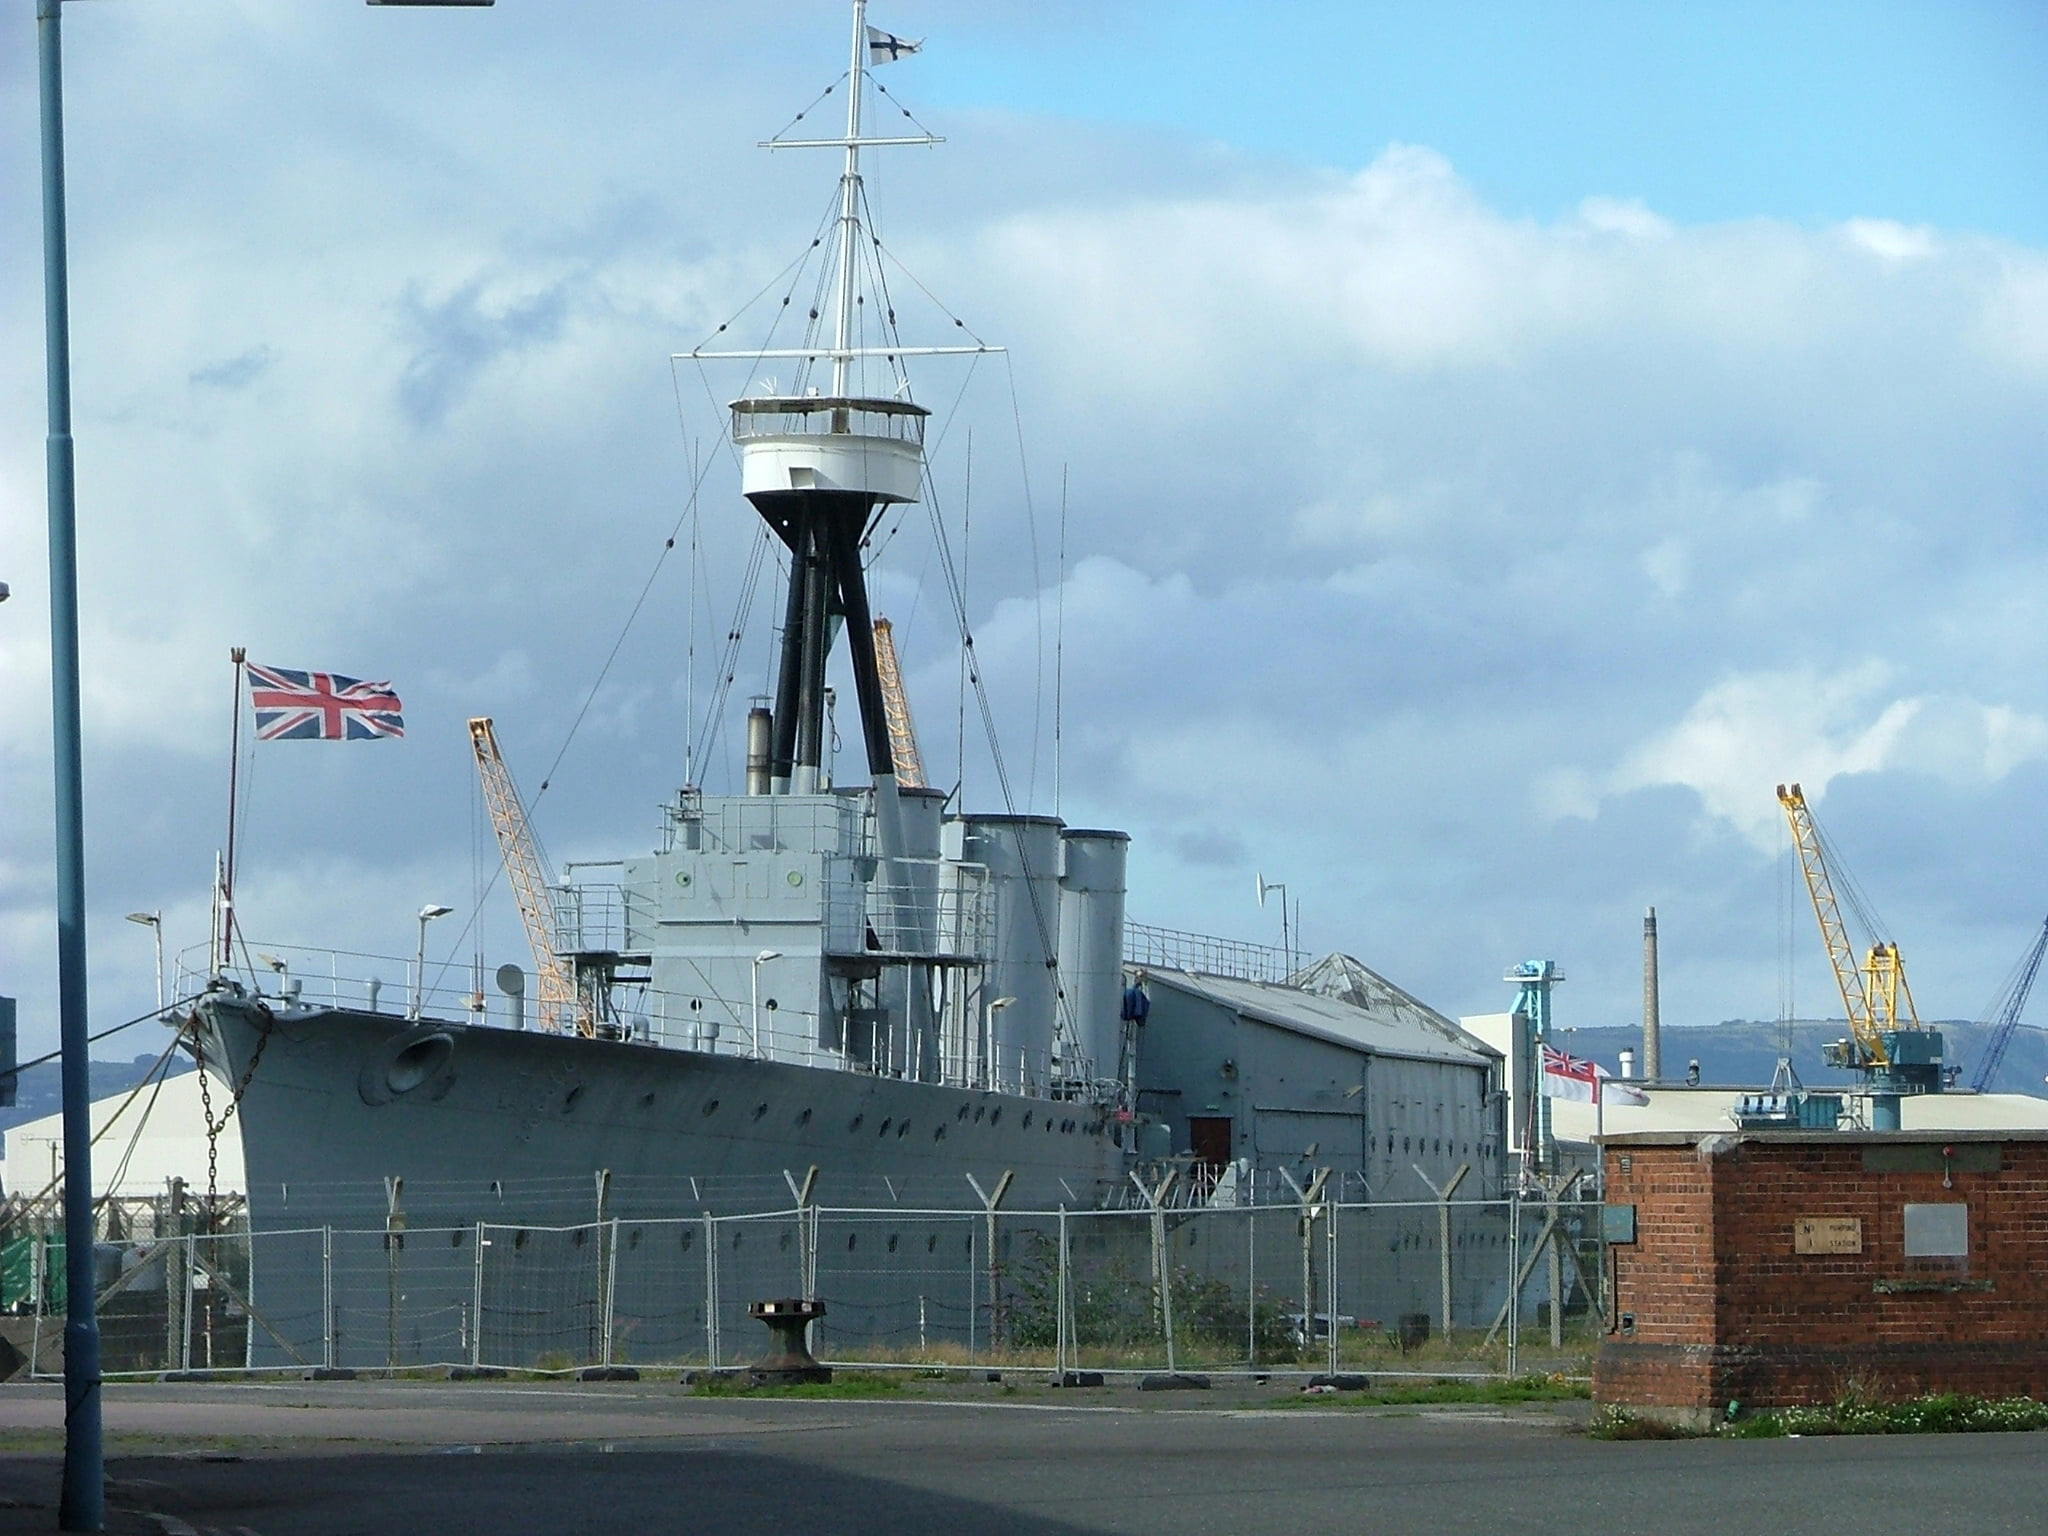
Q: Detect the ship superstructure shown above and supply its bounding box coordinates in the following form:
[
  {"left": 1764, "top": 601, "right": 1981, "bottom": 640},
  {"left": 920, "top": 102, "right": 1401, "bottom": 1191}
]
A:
[{"left": 182, "top": 3, "right": 1138, "bottom": 1271}]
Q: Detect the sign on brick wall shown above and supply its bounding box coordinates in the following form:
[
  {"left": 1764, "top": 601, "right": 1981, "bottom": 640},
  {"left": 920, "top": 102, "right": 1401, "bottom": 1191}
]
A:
[{"left": 1794, "top": 1216, "right": 1862, "bottom": 1254}]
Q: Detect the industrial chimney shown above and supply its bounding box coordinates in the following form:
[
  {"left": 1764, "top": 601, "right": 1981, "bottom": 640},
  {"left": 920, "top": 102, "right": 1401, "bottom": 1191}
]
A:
[{"left": 1642, "top": 907, "right": 1663, "bottom": 1081}]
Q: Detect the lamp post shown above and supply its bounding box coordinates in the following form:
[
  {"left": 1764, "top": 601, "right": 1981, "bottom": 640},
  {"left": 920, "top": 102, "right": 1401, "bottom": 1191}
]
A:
[
  {"left": 751, "top": 950, "right": 783, "bottom": 1058},
  {"left": 984, "top": 996, "right": 1016, "bottom": 1091},
  {"left": 36, "top": 4, "right": 494, "bottom": 1525},
  {"left": 411, "top": 905, "right": 453, "bottom": 1021},
  {"left": 125, "top": 911, "right": 163, "bottom": 1013}
]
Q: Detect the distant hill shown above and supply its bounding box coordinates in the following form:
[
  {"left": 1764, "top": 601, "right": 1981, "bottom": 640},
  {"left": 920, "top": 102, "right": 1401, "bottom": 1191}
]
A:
[
  {"left": 1551, "top": 1019, "right": 2048, "bottom": 1095},
  {"left": 2, "top": 1054, "right": 195, "bottom": 1137}
]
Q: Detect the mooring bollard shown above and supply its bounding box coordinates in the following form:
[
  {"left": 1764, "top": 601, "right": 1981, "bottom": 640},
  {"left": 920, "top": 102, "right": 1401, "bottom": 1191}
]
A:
[{"left": 746, "top": 1297, "right": 831, "bottom": 1386}]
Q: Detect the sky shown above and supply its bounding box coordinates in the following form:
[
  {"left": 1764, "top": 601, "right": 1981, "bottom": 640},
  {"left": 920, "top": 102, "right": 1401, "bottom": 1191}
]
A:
[{"left": 2, "top": 0, "right": 2046, "bottom": 1066}]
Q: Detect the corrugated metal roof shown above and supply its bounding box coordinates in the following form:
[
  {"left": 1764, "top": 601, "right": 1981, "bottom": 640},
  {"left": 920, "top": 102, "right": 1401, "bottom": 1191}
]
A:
[{"left": 1139, "top": 958, "right": 1497, "bottom": 1066}]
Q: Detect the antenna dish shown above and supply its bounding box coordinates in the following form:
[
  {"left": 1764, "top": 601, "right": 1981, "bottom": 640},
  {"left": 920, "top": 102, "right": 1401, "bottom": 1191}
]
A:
[{"left": 494, "top": 964, "right": 526, "bottom": 997}]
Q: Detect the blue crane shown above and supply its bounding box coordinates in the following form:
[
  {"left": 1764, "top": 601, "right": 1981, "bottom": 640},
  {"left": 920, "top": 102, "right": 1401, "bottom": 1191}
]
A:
[{"left": 1969, "top": 917, "right": 2048, "bottom": 1094}]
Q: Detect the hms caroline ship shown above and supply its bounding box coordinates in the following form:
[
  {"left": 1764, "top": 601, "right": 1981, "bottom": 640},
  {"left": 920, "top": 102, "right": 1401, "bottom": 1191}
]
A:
[{"left": 185, "top": 3, "right": 1141, "bottom": 1270}]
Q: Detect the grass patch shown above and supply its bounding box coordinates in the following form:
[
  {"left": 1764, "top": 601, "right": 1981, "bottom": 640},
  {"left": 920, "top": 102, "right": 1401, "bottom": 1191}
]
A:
[
  {"left": 1273, "top": 1374, "right": 1588, "bottom": 1408},
  {"left": 1723, "top": 1392, "right": 2048, "bottom": 1438},
  {"left": 690, "top": 1370, "right": 903, "bottom": 1400}
]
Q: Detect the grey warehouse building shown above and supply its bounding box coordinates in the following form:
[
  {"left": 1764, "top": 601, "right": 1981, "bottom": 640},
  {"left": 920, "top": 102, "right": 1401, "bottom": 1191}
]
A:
[{"left": 1129, "top": 953, "right": 1507, "bottom": 1201}]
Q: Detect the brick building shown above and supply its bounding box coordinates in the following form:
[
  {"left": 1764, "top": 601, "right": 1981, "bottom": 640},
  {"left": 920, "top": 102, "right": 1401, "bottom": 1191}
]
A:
[{"left": 1595, "top": 1129, "right": 2048, "bottom": 1423}]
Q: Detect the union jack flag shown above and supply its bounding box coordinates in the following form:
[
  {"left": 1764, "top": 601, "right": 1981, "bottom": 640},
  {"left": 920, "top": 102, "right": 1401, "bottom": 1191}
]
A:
[{"left": 249, "top": 663, "right": 405, "bottom": 741}]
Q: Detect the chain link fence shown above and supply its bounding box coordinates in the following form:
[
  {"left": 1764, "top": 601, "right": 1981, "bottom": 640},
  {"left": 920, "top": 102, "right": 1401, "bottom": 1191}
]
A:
[{"left": 13, "top": 1191, "right": 1606, "bottom": 1381}]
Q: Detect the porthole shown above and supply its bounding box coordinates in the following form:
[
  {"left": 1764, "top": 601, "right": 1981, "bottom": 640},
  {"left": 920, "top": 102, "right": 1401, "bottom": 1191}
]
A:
[
  {"left": 703, "top": 1099, "right": 720, "bottom": 1117},
  {"left": 628, "top": 1228, "right": 643, "bottom": 1250},
  {"left": 887, "top": 1234, "right": 900, "bottom": 1253},
  {"left": 571, "top": 1229, "right": 587, "bottom": 1248},
  {"left": 797, "top": 1108, "right": 813, "bottom": 1126},
  {"left": 933, "top": 1124, "right": 946, "bottom": 1141},
  {"left": 563, "top": 1085, "right": 584, "bottom": 1112},
  {"left": 640, "top": 1092, "right": 656, "bottom": 1109},
  {"left": 879, "top": 1117, "right": 893, "bottom": 1136},
  {"left": 680, "top": 1230, "right": 695, "bottom": 1251},
  {"left": 926, "top": 1235, "right": 938, "bottom": 1253},
  {"left": 850, "top": 1114, "right": 865, "bottom": 1132},
  {"left": 675, "top": 871, "right": 692, "bottom": 889},
  {"left": 846, "top": 1233, "right": 858, "bottom": 1251},
  {"left": 786, "top": 869, "right": 804, "bottom": 888},
  {"left": 957, "top": 1105, "right": 970, "bottom": 1121},
  {"left": 1023, "top": 1113, "right": 1034, "bottom": 1130},
  {"left": 989, "top": 1108, "right": 1002, "bottom": 1126},
  {"left": 753, "top": 1102, "right": 769, "bottom": 1121},
  {"left": 514, "top": 1230, "right": 529, "bottom": 1250},
  {"left": 450, "top": 1229, "right": 465, "bottom": 1248},
  {"left": 974, "top": 1106, "right": 986, "bottom": 1123},
  {"left": 896, "top": 1120, "right": 911, "bottom": 1138}
]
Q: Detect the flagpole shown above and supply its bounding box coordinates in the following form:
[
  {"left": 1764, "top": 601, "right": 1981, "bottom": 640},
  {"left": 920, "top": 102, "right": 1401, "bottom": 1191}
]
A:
[{"left": 222, "top": 647, "right": 245, "bottom": 969}]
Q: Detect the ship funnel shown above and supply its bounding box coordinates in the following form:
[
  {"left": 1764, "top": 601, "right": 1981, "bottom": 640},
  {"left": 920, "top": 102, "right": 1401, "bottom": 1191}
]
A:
[{"left": 746, "top": 705, "right": 773, "bottom": 796}]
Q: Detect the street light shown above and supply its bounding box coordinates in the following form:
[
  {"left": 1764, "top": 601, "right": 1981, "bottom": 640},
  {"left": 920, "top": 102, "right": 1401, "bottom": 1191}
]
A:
[
  {"left": 411, "top": 904, "right": 453, "bottom": 1021},
  {"left": 751, "top": 949, "right": 782, "bottom": 1059},
  {"left": 125, "top": 910, "right": 163, "bottom": 1013},
  {"left": 984, "top": 996, "right": 1016, "bottom": 1091},
  {"left": 36, "top": 2, "right": 496, "bottom": 1524}
]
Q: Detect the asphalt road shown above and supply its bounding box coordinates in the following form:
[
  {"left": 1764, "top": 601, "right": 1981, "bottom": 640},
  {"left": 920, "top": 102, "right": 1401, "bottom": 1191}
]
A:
[{"left": 0, "top": 1380, "right": 2037, "bottom": 1535}]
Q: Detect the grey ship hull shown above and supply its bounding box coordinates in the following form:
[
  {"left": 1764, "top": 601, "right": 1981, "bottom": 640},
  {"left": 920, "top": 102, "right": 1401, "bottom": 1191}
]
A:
[{"left": 203, "top": 994, "right": 1125, "bottom": 1230}]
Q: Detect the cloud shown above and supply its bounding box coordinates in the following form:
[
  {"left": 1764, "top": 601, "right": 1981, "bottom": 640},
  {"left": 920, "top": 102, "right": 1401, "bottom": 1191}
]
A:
[
  {"left": 1589, "top": 665, "right": 2048, "bottom": 847},
  {"left": 189, "top": 346, "right": 277, "bottom": 391},
  {"left": 1, "top": 12, "right": 2044, "bottom": 1055}
]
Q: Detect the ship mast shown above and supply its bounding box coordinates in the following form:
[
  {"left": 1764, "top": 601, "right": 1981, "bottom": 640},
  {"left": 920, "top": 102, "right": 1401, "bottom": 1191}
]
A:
[
  {"left": 685, "top": 0, "right": 998, "bottom": 863},
  {"left": 831, "top": 0, "right": 865, "bottom": 405}
]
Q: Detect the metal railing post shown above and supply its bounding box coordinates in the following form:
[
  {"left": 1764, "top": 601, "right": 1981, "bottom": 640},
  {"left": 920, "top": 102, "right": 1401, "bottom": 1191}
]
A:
[
  {"left": 1130, "top": 1170, "right": 1179, "bottom": 1375},
  {"left": 964, "top": 1171, "right": 1014, "bottom": 1352},
  {"left": 703, "top": 1213, "right": 720, "bottom": 1369},
  {"left": 592, "top": 1170, "right": 612, "bottom": 1368},
  {"left": 470, "top": 1222, "right": 486, "bottom": 1369},
  {"left": 602, "top": 1216, "right": 620, "bottom": 1368},
  {"left": 1325, "top": 1199, "right": 1340, "bottom": 1378},
  {"left": 1246, "top": 1206, "right": 1258, "bottom": 1368},
  {"left": 1506, "top": 1192, "right": 1521, "bottom": 1378},
  {"left": 1414, "top": 1162, "right": 1470, "bottom": 1340},
  {"left": 320, "top": 1226, "right": 334, "bottom": 1372},
  {"left": 180, "top": 1232, "right": 198, "bottom": 1373},
  {"left": 1054, "top": 1206, "right": 1070, "bottom": 1376},
  {"left": 1547, "top": 1183, "right": 1565, "bottom": 1350}
]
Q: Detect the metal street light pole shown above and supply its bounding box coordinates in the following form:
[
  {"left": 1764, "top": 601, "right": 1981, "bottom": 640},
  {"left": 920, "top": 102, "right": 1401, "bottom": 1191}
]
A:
[
  {"left": 751, "top": 950, "right": 782, "bottom": 1058},
  {"left": 35, "top": 5, "right": 495, "bottom": 1527},
  {"left": 125, "top": 912, "right": 164, "bottom": 1013},
  {"left": 36, "top": 1, "right": 101, "bottom": 1523},
  {"left": 412, "top": 905, "right": 453, "bottom": 1021}
]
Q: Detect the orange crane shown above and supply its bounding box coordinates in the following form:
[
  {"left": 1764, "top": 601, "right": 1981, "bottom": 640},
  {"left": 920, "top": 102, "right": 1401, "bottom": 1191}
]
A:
[
  {"left": 871, "top": 617, "right": 927, "bottom": 790},
  {"left": 470, "top": 716, "right": 592, "bottom": 1037}
]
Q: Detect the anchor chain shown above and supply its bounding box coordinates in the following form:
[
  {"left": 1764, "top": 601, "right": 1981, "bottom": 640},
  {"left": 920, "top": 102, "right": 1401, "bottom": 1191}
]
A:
[{"left": 190, "top": 1003, "right": 276, "bottom": 1222}]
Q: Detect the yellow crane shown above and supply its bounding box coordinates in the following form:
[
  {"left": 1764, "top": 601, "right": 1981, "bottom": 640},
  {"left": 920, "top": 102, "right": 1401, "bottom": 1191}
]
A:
[
  {"left": 470, "top": 716, "right": 592, "bottom": 1037},
  {"left": 870, "top": 617, "right": 927, "bottom": 790},
  {"left": 1775, "top": 782, "right": 1942, "bottom": 1109}
]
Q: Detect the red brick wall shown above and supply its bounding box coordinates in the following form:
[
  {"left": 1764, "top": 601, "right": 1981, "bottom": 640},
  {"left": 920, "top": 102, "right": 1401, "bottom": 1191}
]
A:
[{"left": 1594, "top": 1136, "right": 2048, "bottom": 1416}]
